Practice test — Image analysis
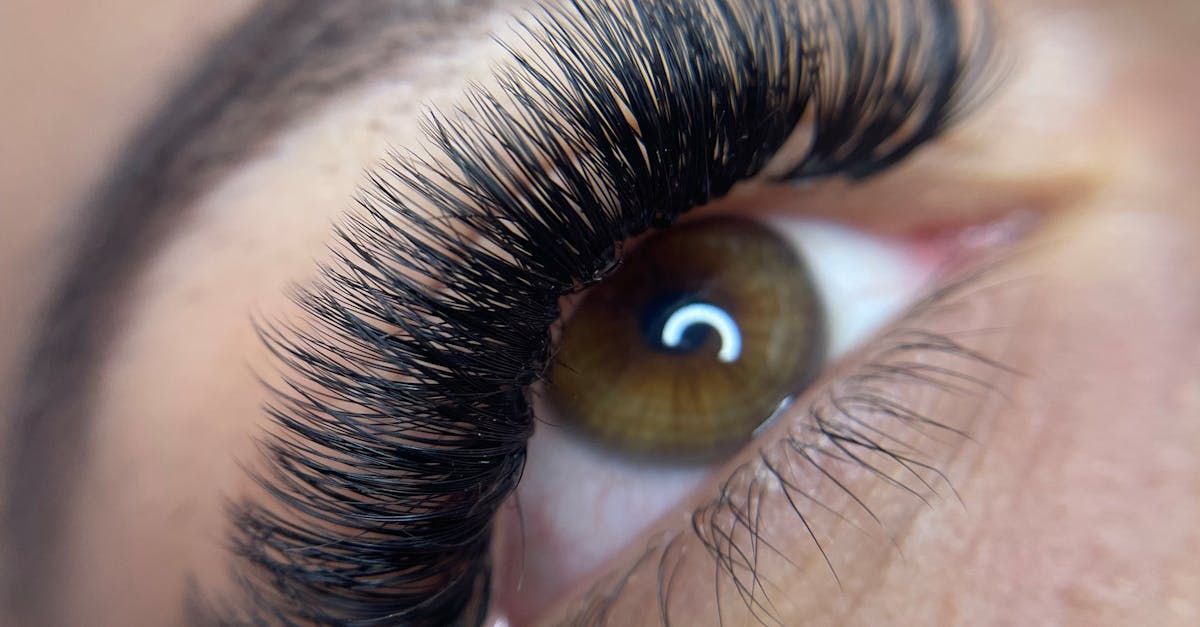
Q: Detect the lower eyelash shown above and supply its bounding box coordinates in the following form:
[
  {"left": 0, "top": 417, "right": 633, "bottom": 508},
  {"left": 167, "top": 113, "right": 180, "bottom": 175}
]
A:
[{"left": 560, "top": 258, "right": 1030, "bottom": 626}]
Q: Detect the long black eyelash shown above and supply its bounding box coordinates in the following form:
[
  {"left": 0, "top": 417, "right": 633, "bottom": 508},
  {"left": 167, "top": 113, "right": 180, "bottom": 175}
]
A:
[{"left": 217, "top": 0, "right": 982, "bottom": 624}]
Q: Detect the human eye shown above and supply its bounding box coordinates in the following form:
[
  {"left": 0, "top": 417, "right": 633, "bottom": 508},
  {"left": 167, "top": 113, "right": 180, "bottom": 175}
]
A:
[
  {"left": 13, "top": 0, "right": 1200, "bottom": 624},
  {"left": 501, "top": 210, "right": 1010, "bottom": 618},
  {"left": 508, "top": 214, "right": 1029, "bottom": 625},
  {"left": 189, "top": 0, "right": 1033, "bottom": 624}
]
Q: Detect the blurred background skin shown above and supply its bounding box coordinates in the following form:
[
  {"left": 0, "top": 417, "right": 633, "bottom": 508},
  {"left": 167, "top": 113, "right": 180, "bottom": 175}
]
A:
[
  {"left": 0, "top": 0, "right": 254, "bottom": 401},
  {"left": 1, "top": 1, "right": 1199, "bottom": 625}
]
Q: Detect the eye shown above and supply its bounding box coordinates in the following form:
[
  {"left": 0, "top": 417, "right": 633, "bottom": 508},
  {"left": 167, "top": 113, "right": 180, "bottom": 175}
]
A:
[
  {"left": 548, "top": 217, "right": 824, "bottom": 457},
  {"left": 214, "top": 0, "right": 994, "bottom": 621},
  {"left": 502, "top": 212, "right": 941, "bottom": 619}
]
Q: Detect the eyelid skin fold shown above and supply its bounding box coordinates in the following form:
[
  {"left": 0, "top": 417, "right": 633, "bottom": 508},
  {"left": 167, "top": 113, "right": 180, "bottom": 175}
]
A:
[{"left": 208, "top": 0, "right": 993, "bottom": 624}]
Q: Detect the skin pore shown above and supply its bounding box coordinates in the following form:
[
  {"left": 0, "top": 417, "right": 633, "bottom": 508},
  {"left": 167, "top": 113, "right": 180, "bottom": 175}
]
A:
[{"left": 2, "top": 0, "right": 1199, "bottom": 625}]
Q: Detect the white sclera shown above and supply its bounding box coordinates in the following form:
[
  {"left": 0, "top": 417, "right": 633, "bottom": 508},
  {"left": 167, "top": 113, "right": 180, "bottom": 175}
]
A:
[{"left": 769, "top": 218, "right": 937, "bottom": 359}]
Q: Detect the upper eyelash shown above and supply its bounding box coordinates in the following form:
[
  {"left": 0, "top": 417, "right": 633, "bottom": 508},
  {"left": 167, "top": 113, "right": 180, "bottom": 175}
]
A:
[{"left": 210, "top": 0, "right": 988, "bottom": 624}]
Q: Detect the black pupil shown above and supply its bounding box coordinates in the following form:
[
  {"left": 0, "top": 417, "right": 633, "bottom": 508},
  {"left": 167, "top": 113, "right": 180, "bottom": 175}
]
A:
[{"left": 640, "top": 292, "right": 719, "bottom": 355}]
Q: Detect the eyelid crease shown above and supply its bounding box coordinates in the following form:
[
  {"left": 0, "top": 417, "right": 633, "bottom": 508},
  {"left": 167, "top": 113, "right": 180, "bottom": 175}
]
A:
[{"left": 206, "top": 0, "right": 995, "bottom": 624}]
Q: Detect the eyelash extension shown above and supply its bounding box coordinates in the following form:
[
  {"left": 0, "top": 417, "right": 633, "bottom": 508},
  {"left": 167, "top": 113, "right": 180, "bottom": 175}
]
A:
[{"left": 214, "top": 0, "right": 986, "bottom": 624}]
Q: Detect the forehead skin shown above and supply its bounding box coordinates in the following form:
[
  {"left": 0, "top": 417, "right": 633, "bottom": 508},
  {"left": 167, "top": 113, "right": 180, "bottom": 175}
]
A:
[{"left": 2, "top": 1, "right": 1199, "bottom": 626}]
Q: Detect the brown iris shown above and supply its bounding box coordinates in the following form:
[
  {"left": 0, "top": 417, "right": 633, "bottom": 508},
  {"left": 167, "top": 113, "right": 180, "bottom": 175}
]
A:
[{"left": 548, "top": 217, "right": 825, "bottom": 457}]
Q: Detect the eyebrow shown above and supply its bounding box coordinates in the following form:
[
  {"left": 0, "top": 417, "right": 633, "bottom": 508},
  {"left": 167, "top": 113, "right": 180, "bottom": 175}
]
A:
[{"left": 2, "top": 0, "right": 499, "bottom": 618}]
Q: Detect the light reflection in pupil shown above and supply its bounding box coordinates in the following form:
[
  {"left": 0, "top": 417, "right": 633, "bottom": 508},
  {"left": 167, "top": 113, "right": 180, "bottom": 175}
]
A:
[{"left": 654, "top": 301, "right": 742, "bottom": 363}]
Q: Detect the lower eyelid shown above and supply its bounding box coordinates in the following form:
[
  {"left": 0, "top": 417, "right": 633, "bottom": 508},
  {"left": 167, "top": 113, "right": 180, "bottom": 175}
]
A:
[{"left": 530, "top": 250, "right": 1034, "bottom": 626}]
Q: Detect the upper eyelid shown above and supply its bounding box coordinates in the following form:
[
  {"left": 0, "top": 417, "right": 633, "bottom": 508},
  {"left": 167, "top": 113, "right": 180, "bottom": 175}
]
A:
[{"left": 211, "top": 1, "right": 993, "bottom": 624}]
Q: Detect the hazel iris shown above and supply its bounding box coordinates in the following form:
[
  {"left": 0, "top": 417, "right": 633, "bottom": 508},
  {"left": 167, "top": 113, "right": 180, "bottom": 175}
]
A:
[{"left": 548, "top": 217, "right": 825, "bottom": 457}]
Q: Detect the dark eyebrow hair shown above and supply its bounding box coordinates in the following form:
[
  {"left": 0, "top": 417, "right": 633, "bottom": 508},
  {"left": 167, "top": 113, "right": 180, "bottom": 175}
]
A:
[{"left": 1, "top": 0, "right": 499, "bottom": 620}]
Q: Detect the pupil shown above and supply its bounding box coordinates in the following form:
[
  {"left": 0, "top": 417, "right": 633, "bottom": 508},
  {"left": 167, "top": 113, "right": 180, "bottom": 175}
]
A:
[
  {"left": 641, "top": 293, "right": 740, "bottom": 362},
  {"left": 641, "top": 293, "right": 702, "bottom": 351}
]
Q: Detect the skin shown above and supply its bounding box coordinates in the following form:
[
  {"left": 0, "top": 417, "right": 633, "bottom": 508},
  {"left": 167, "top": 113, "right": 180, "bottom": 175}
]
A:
[{"left": 1, "top": 0, "right": 1198, "bottom": 625}]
